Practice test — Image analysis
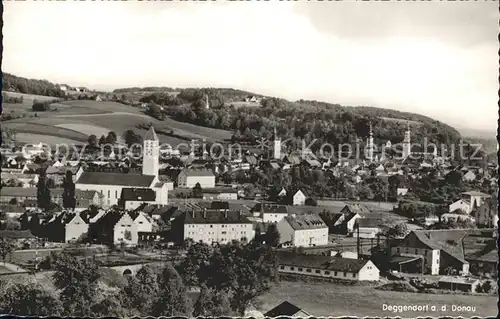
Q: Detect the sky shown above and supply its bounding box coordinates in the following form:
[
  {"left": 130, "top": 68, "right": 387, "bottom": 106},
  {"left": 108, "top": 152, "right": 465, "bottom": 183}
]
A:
[{"left": 3, "top": 1, "right": 498, "bottom": 132}]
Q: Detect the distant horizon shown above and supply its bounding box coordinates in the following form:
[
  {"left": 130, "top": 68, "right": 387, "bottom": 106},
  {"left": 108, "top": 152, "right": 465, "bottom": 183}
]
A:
[{"left": 3, "top": 1, "right": 497, "bottom": 132}]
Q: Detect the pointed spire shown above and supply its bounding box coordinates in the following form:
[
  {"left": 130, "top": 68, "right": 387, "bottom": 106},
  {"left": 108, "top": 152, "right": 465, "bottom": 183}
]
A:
[{"left": 144, "top": 126, "right": 158, "bottom": 141}]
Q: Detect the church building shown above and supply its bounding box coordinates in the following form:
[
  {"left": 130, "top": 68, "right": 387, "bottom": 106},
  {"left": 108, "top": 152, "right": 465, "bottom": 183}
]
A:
[{"left": 76, "top": 126, "right": 168, "bottom": 208}]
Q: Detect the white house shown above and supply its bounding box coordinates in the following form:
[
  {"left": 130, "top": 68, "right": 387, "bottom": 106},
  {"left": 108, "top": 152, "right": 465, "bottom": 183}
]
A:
[
  {"left": 461, "top": 191, "right": 491, "bottom": 208},
  {"left": 397, "top": 187, "right": 409, "bottom": 197},
  {"left": 449, "top": 199, "right": 471, "bottom": 214},
  {"left": 64, "top": 213, "right": 89, "bottom": 243},
  {"left": 132, "top": 212, "right": 154, "bottom": 233},
  {"left": 292, "top": 190, "right": 306, "bottom": 206},
  {"left": 202, "top": 188, "right": 238, "bottom": 201},
  {"left": 93, "top": 211, "right": 139, "bottom": 246},
  {"left": 462, "top": 171, "right": 476, "bottom": 182},
  {"left": 276, "top": 214, "right": 328, "bottom": 247},
  {"left": 177, "top": 168, "right": 215, "bottom": 188},
  {"left": 277, "top": 251, "right": 380, "bottom": 281},
  {"left": 278, "top": 188, "right": 287, "bottom": 197},
  {"left": 121, "top": 188, "right": 158, "bottom": 210},
  {"left": 178, "top": 209, "right": 254, "bottom": 245},
  {"left": 355, "top": 218, "right": 381, "bottom": 239}
]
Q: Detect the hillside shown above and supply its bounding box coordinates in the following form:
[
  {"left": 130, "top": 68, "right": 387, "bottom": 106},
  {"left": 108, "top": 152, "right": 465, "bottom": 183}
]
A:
[
  {"left": 122, "top": 88, "right": 463, "bottom": 150},
  {"left": 2, "top": 73, "right": 66, "bottom": 97}
]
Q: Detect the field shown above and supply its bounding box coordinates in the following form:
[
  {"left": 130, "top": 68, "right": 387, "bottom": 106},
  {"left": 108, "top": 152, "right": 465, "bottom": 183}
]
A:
[
  {"left": 3, "top": 97, "right": 232, "bottom": 146},
  {"left": 13, "top": 133, "right": 84, "bottom": 146},
  {"left": 257, "top": 280, "right": 497, "bottom": 317}
]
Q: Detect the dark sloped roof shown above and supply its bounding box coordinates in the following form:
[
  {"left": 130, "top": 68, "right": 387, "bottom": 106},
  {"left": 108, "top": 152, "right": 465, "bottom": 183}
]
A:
[
  {"left": 180, "top": 168, "right": 214, "bottom": 177},
  {"left": 462, "top": 191, "right": 491, "bottom": 197},
  {"left": 356, "top": 218, "right": 382, "bottom": 228},
  {"left": 144, "top": 126, "right": 159, "bottom": 141},
  {"left": 253, "top": 203, "right": 289, "bottom": 215},
  {"left": 264, "top": 301, "right": 303, "bottom": 317},
  {"left": 121, "top": 188, "right": 156, "bottom": 201},
  {"left": 277, "top": 251, "right": 369, "bottom": 273},
  {"left": 210, "top": 201, "right": 230, "bottom": 210},
  {"left": 76, "top": 172, "right": 155, "bottom": 187},
  {"left": 284, "top": 214, "right": 327, "bottom": 230},
  {"left": 0, "top": 230, "right": 35, "bottom": 239},
  {"left": 183, "top": 210, "right": 251, "bottom": 224},
  {"left": 411, "top": 230, "right": 468, "bottom": 263}
]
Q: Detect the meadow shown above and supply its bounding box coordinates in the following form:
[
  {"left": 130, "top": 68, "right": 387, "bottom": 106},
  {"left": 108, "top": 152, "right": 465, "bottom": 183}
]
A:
[{"left": 257, "top": 280, "right": 497, "bottom": 317}]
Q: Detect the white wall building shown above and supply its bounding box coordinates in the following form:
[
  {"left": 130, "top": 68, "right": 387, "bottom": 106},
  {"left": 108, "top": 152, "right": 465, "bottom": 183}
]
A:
[
  {"left": 292, "top": 190, "right": 306, "bottom": 206},
  {"left": 180, "top": 210, "right": 254, "bottom": 245},
  {"left": 177, "top": 168, "right": 215, "bottom": 188},
  {"left": 276, "top": 214, "right": 328, "bottom": 247}
]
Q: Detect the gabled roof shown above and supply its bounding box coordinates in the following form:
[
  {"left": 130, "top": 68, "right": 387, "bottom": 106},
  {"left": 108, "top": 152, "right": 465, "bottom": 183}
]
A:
[
  {"left": 410, "top": 230, "right": 468, "bottom": 263},
  {"left": 264, "top": 301, "right": 306, "bottom": 317},
  {"left": 356, "top": 218, "right": 382, "bottom": 228},
  {"left": 77, "top": 172, "right": 155, "bottom": 187},
  {"left": 180, "top": 168, "right": 214, "bottom": 177},
  {"left": 121, "top": 188, "right": 156, "bottom": 202},
  {"left": 462, "top": 191, "right": 491, "bottom": 198},
  {"left": 277, "top": 251, "right": 370, "bottom": 273},
  {"left": 182, "top": 210, "right": 251, "bottom": 224},
  {"left": 343, "top": 203, "right": 370, "bottom": 215},
  {"left": 284, "top": 214, "right": 327, "bottom": 230},
  {"left": 144, "top": 126, "right": 159, "bottom": 141},
  {"left": 252, "top": 203, "right": 288, "bottom": 215}
]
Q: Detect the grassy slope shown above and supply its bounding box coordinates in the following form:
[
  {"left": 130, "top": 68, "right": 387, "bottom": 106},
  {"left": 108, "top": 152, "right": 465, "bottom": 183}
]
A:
[{"left": 257, "top": 280, "right": 496, "bottom": 317}]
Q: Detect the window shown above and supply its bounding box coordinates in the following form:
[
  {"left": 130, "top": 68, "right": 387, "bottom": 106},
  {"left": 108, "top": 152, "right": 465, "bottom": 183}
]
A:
[
  {"left": 324, "top": 271, "right": 330, "bottom": 275},
  {"left": 306, "top": 269, "right": 311, "bottom": 273},
  {"left": 298, "top": 268, "right": 303, "bottom": 272},
  {"left": 210, "top": 225, "right": 213, "bottom": 228},
  {"left": 315, "top": 270, "right": 321, "bottom": 274},
  {"left": 280, "top": 266, "right": 285, "bottom": 270},
  {"left": 221, "top": 231, "right": 227, "bottom": 234},
  {"left": 396, "top": 248, "right": 400, "bottom": 253},
  {"left": 415, "top": 249, "right": 418, "bottom": 254},
  {"left": 290, "top": 267, "right": 295, "bottom": 271},
  {"left": 343, "top": 272, "right": 347, "bottom": 277},
  {"left": 334, "top": 272, "right": 338, "bottom": 276},
  {"left": 107, "top": 190, "right": 110, "bottom": 197},
  {"left": 115, "top": 190, "right": 118, "bottom": 198},
  {"left": 352, "top": 273, "right": 356, "bottom": 278}
]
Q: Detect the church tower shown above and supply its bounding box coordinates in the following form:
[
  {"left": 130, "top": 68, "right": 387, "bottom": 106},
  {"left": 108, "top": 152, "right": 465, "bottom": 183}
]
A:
[
  {"left": 367, "top": 122, "right": 375, "bottom": 162},
  {"left": 273, "top": 126, "right": 281, "bottom": 160},
  {"left": 402, "top": 121, "right": 411, "bottom": 159},
  {"left": 205, "top": 94, "right": 210, "bottom": 110},
  {"left": 143, "top": 126, "right": 159, "bottom": 177}
]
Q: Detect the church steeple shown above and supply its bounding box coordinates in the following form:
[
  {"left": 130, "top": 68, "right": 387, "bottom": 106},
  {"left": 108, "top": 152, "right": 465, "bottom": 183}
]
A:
[
  {"left": 273, "top": 125, "right": 281, "bottom": 160},
  {"left": 367, "top": 122, "right": 374, "bottom": 162},
  {"left": 402, "top": 121, "right": 411, "bottom": 159},
  {"left": 142, "top": 126, "right": 159, "bottom": 177}
]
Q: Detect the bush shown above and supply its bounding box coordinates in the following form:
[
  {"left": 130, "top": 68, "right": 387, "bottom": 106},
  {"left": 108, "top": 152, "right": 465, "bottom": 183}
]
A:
[{"left": 32, "top": 101, "right": 51, "bottom": 112}]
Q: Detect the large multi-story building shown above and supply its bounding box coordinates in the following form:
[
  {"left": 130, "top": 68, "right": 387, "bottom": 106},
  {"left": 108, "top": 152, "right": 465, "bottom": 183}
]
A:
[
  {"left": 276, "top": 214, "right": 328, "bottom": 247},
  {"left": 173, "top": 209, "right": 254, "bottom": 245},
  {"left": 177, "top": 168, "right": 215, "bottom": 188}
]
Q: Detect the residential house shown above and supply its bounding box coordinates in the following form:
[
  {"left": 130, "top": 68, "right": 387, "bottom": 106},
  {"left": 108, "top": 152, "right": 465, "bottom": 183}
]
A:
[
  {"left": 43, "top": 211, "right": 89, "bottom": 243},
  {"left": 252, "top": 203, "right": 289, "bottom": 223},
  {"left": 355, "top": 218, "right": 381, "bottom": 239},
  {"left": 277, "top": 251, "right": 380, "bottom": 281},
  {"left": 397, "top": 187, "right": 409, "bottom": 197},
  {"left": 391, "top": 230, "right": 470, "bottom": 275},
  {"left": 91, "top": 210, "right": 139, "bottom": 246},
  {"left": 462, "top": 171, "right": 476, "bottom": 182},
  {"left": 202, "top": 187, "right": 238, "bottom": 200},
  {"left": 341, "top": 203, "right": 370, "bottom": 216},
  {"left": 51, "top": 189, "right": 103, "bottom": 210},
  {"left": 276, "top": 214, "right": 328, "bottom": 247},
  {"left": 172, "top": 209, "right": 254, "bottom": 245},
  {"left": 292, "top": 190, "right": 306, "bottom": 206},
  {"left": 449, "top": 199, "right": 472, "bottom": 214},
  {"left": 462, "top": 191, "right": 491, "bottom": 208},
  {"left": 121, "top": 188, "right": 157, "bottom": 210},
  {"left": 264, "top": 301, "right": 310, "bottom": 318},
  {"left": 0, "top": 187, "right": 37, "bottom": 204},
  {"left": 130, "top": 211, "right": 155, "bottom": 233},
  {"left": 177, "top": 168, "right": 215, "bottom": 188}
]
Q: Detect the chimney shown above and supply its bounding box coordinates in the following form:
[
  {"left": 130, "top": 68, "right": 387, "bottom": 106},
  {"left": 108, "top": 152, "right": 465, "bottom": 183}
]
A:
[
  {"left": 203, "top": 208, "right": 207, "bottom": 219},
  {"left": 225, "top": 210, "right": 228, "bottom": 219}
]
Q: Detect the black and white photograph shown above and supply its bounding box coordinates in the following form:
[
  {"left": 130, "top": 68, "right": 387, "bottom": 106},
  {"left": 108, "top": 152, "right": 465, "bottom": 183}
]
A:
[{"left": 0, "top": 1, "right": 498, "bottom": 317}]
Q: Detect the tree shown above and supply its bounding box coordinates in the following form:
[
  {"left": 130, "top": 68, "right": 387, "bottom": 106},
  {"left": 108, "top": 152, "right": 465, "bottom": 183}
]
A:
[
  {"left": 152, "top": 264, "right": 191, "bottom": 316},
  {"left": 105, "top": 131, "right": 117, "bottom": 145},
  {"left": 123, "top": 129, "right": 143, "bottom": 147},
  {"left": 177, "top": 242, "right": 212, "bottom": 287},
  {"left": 52, "top": 253, "right": 101, "bottom": 316},
  {"left": 9, "top": 198, "right": 17, "bottom": 205},
  {"left": 90, "top": 292, "right": 126, "bottom": 317},
  {"left": 265, "top": 224, "right": 280, "bottom": 247},
  {"left": 36, "top": 172, "right": 51, "bottom": 211},
  {"left": 98, "top": 135, "right": 106, "bottom": 146},
  {"left": 385, "top": 223, "right": 408, "bottom": 239},
  {"left": 0, "top": 281, "right": 63, "bottom": 316},
  {"left": 193, "top": 284, "right": 233, "bottom": 317},
  {"left": 304, "top": 197, "right": 317, "bottom": 206},
  {"left": 87, "top": 134, "right": 98, "bottom": 148},
  {"left": 192, "top": 182, "right": 203, "bottom": 199},
  {"left": 122, "top": 265, "right": 160, "bottom": 315},
  {"left": 62, "top": 170, "right": 76, "bottom": 210},
  {"left": 0, "top": 238, "right": 14, "bottom": 265}
]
